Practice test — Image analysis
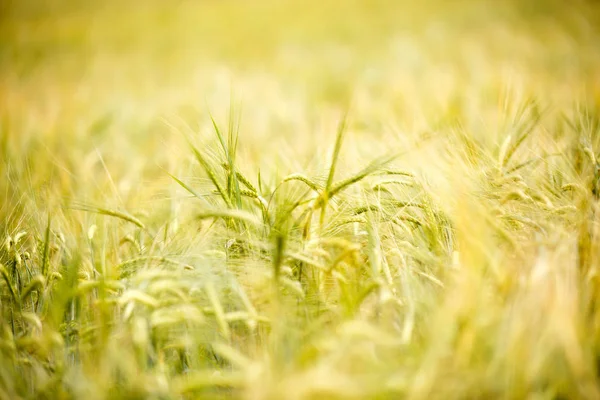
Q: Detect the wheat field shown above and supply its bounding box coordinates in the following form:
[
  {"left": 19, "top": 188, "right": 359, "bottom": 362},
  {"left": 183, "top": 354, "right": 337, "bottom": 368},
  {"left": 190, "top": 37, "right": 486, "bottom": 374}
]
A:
[{"left": 1, "top": 0, "right": 600, "bottom": 398}]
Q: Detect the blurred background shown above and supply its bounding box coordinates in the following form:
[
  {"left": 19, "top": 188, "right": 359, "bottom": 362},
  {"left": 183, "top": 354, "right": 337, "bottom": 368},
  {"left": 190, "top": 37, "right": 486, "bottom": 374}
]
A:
[
  {"left": 2, "top": 1, "right": 600, "bottom": 399},
  {"left": 1, "top": 0, "right": 598, "bottom": 165},
  {"left": 1, "top": 0, "right": 598, "bottom": 231},
  {"left": 0, "top": 0, "right": 599, "bottom": 228}
]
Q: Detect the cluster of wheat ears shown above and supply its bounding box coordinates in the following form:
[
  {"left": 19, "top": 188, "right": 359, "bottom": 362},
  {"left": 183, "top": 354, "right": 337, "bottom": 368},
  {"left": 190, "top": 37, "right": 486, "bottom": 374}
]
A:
[{"left": 2, "top": 0, "right": 600, "bottom": 399}]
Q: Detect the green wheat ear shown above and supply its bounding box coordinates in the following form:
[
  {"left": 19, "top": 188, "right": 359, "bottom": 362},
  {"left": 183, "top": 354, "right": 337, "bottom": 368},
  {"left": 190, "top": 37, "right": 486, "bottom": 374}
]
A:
[
  {"left": 271, "top": 231, "right": 285, "bottom": 283},
  {"left": 196, "top": 209, "right": 261, "bottom": 226},
  {"left": 498, "top": 98, "right": 542, "bottom": 170},
  {"left": 0, "top": 263, "right": 18, "bottom": 305},
  {"left": 188, "top": 138, "right": 233, "bottom": 208},
  {"left": 315, "top": 152, "right": 399, "bottom": 209},
  {"left": 20, "top": 275, "right": 45, "bottom": 303},
  {"left": 70, "top": 204, "right": 146, "bottom": 230},
  {"left": 282, "top": 173, "right": 321, "bottom": 193}
]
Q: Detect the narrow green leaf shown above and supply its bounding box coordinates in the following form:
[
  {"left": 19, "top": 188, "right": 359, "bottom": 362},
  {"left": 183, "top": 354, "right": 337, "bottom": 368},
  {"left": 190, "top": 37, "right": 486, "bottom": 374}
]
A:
[{"left": 42, "top": 215, "right": 51, "bottom": 278}]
